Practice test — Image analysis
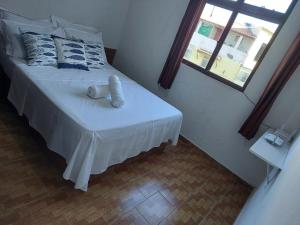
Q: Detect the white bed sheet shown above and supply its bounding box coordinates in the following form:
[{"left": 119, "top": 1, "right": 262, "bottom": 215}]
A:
[{"left": 3, "top": 57, "right": 182, "bottom": 191}]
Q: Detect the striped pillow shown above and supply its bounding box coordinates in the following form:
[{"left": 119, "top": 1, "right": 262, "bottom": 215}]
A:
[
  {"left": 54, "top": 37, "right": 89, "bottom": 71},
  {"left": 21, "top": 31, "right": 57, "bottom": 66}
]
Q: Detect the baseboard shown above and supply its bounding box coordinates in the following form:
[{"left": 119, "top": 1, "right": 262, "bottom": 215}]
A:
[{"left": 0, "top": 67, "right": 10, "bottom": 102}]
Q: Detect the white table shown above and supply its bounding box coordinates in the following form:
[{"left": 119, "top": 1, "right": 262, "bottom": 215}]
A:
[{"left": 250, "top": 131, "right": 290, "bottom": 183}]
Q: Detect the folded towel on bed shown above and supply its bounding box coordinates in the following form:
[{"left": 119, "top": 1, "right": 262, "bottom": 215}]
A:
[
  {"left": 109, "top": 75, "right": 125, "bottom": 108},
  {"left": 87, "top": 84, "right": 109, "bottom": 99}
]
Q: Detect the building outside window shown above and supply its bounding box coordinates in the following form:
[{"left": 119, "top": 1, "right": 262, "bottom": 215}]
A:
[{"left": 183, "top": 0, "right": 296, "bottom": 90}]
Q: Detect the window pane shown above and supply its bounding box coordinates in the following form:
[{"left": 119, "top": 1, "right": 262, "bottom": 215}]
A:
[
  {"left": 184, "top": 4, "right": 232, "bottom": 68},
  {"left": 244, "top": 0, "right": 293, "bottom": 13},
  {"left": 209, "top": 13, "right": 278, "bottom": 87}
]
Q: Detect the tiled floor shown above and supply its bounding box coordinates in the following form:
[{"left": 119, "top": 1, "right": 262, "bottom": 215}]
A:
[{"left": 0, "top": 100, "right": 252, "bottom": 225}]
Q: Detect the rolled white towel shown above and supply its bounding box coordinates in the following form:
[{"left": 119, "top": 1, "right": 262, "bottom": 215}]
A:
[
  {"left": 109, "top": 75, "right": 125, "bottom": 108},
  {"left": 87, "top": 84, "right": 109, "bottom": 99}
]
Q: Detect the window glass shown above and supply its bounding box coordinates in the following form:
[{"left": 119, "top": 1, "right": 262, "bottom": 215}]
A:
[
  {"left": 182, "top": 0, "right": 296, "bottom": 90},
  {"left": 209, "top": 13, "right": 278, "bottom": 87},
  {"left": 244, "top": 0, "right": 293, "bottom": 13},
  {"left": 184, "top": 4, "right": 232, "bottom": 68}
]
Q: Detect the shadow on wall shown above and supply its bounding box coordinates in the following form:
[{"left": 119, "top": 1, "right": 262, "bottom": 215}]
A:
[
  {"left": 113, "top": 0, "right": 300, "bottom": 187},
  {"left": 0, "top": 0, "right": 131, "bottom": 48}
]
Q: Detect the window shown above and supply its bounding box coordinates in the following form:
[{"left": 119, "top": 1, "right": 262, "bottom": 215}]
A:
[
  {"left": 183, "top": 0, "right": 297, "bottom": 91},
  {"left": 254, "top": 43, "right": 267, "bottom": 61}
]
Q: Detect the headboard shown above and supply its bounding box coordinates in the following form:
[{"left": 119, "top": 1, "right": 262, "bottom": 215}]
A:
[{"left": 104, "top": 48, "right": 117, "bottom": 65}]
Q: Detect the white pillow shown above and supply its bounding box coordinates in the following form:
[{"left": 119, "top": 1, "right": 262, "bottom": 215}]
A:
[
  {"left": 0, "top": 19, "right": 65, "bottom": 58},
  {"left": 64, "top": 27, "right": 102, "bottom": 42},
  {"left": 0, "top": 7, "right": 51, "bottom": 25},
  {"left": 54, "top": 37, "right": 89, "bottom": 71},
  {"left": 64, "top": 28, "right": 107, "bottom": 63},
  {"left": 0, "top": 8, "right": 52, "bottom": 55},
  {"left": 50, "top": 15, "right": 98, "bottom": 33}
]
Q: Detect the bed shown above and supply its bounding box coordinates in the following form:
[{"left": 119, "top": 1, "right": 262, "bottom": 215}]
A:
[{"left": 0, "top": 53, "right": 182, "bottom": 191}]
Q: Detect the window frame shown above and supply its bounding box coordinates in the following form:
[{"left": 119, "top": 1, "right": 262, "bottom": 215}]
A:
[{"left": 182, "top": 0, "right": 298, "bottom": 92}]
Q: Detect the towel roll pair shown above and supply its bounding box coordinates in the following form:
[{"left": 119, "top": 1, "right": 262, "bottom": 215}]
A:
[
  {"left": 87, "top": 75, "right": 125, "bottom": 108},
  {"left": 109, "top": 75, "right": 125, "bottom": 108},
  {"left": 87, "top": 85, "right": 110, "bottom": 99}
]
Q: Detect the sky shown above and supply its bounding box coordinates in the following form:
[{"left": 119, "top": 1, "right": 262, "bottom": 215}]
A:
[
  {"left": 244, "top": 0, "right": 292, "bottom": 13},
  {"left": 200, "top": 1, "right": 292, "bottom": 32}
]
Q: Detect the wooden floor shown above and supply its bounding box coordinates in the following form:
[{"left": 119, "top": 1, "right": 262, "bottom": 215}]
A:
[{"left": 0, "top": 100, "right": 251, "bottom": 225}]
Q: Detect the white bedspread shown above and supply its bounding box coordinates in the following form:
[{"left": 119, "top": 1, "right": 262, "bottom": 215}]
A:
[{"left": 4, "top": 58, "right": 182, "bottom": 191}]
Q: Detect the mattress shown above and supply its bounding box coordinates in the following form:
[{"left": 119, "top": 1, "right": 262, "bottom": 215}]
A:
[{"left": 2, "top": 56, "right": 182, "bottom": 191}]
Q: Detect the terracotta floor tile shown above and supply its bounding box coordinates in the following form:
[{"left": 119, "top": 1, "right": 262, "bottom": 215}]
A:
[
  {"left": 201, "top": 179, "right": 236, "bottom": 200},
  {"left": 159, "top": 186, "right": 193, "bottom": 206},
  {"left": 137, "top": 192, "right": 174, "bottom": 225},
  {"left": 199, "top": 184, "right": 251, "bottom": 225},
  {"left": 110, "top": 209, "right": 149, "bottom": 225},
  {"left": 0, "top": 100, "right": 252, "bottom": 225},
  {"left": 134, "top": 173, "right": 166, "bottom": 198},
  {"left": 160, "top": 207, "right": 204, "bottom": 225},
  {"left": 100, "top": 182, "right": 147, "bottom": 213}
]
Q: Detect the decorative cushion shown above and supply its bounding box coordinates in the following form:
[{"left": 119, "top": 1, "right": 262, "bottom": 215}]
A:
[
  {"left": 21, "top": 32, "right": 57, "bottom": 66},
  {"left": 54, "top": 37, "right": 89, "bottom": 71},
  {"left": 84, "top": 42, "right": 106, "bottom": 69},
  {"left": 64, "top": 28, "right": 107, "bottom": 69}
]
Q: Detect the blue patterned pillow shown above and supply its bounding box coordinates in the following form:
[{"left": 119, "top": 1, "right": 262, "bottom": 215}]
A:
[
  {"left": 54, "top": 37, "right": 89, "bottom": 71},
  {"left": 84, "top": 42, "right": 106, "bottom": 69},
  {"left": 21, "top": 32, "right": 57, "bottom": 66}
]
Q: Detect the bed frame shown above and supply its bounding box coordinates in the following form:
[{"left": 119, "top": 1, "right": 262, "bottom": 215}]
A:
[
  {"left": 0, "top": 66, "right": 10, "bottom": 102},
  {"left": 0, "top": 56, "right": 173, "bottom": 186},
  {"left": 104, "top": 48, "right": 117, "bottom": 65}
]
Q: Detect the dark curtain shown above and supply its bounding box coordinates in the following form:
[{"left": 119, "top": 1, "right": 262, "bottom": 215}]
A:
[
  {"left": 239, "top": 32, "right": 300, "bottom": 140},
  {"left": 158, "top": 0, "right": 206, "bottom": 89}
]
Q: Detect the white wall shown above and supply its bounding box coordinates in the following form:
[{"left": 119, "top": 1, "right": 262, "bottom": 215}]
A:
[
  {"left": 0, "top": 0, "right": 131, "bottom": 48},
  {"left": 234, "top": 132, "right": 300, "bottom": 225},
  {"left": 114, "top": 0, "right": 300, "bottom": 186},
  {"left": 264, "top": 66, "right": 300, "bottom": 133}
]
